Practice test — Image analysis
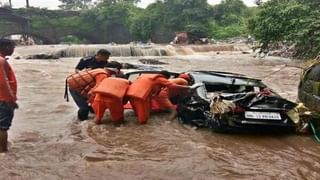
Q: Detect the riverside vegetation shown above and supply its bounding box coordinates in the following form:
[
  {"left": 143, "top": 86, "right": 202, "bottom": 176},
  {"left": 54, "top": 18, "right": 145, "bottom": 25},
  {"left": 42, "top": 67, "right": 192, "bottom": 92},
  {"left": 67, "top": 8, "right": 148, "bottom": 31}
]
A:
[{"left": 2, "top": 0, "right": 319, "bottom": 59}]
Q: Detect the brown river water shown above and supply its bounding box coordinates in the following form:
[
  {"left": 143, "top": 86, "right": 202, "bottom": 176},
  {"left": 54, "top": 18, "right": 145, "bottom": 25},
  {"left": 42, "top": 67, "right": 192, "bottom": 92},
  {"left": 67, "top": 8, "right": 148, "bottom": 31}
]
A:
[{"left": 1, "top": 44, "right": 319, "bottom": 180}]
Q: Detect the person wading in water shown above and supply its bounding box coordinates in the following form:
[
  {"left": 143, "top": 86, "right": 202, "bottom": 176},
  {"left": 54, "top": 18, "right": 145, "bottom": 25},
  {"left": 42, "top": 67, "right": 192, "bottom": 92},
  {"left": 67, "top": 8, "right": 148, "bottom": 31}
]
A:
[
  {"left": 0, "top": 39, "right": 18, "bottom": 152},
  {"left": 66, "top": 61, "right": 123, "bottom": 121}
]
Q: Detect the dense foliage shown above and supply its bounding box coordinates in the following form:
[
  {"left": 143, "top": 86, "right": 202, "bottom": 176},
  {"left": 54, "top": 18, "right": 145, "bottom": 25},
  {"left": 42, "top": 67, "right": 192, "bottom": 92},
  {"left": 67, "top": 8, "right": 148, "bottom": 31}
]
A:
[
  {"left": 9, "top": 0, "right": 253, "bottom": 43},
  {"left": 4, "top": 0, "right": 320, "bottom": 58},
  {"left": 210, "top": 0, "right": 252, "bottom": 39},
  {"left": 249, "top": 0, "right": 320, "bottom": 58}
]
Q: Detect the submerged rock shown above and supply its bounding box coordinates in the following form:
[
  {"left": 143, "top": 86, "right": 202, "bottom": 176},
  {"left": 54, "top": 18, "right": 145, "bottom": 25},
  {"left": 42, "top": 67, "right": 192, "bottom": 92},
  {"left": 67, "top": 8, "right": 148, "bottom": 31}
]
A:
[
  {"left": 25, "top": 53, "right": 59, "bottom": 59},
  {"left": 139, "top": 59, "right": 168, "bottom": 65},
  {"left": 122, "top": 63, "right": 163, "bottom": 71}
]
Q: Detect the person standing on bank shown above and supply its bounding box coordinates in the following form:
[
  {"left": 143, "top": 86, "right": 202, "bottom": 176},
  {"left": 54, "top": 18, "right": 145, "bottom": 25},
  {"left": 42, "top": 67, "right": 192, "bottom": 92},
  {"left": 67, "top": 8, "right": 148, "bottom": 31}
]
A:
[
  {"left": 75, "top": 49, "right": 111, "bottom": 72},
  {"left": 0, "top": 39, "right": 18, "bottom": 152}
]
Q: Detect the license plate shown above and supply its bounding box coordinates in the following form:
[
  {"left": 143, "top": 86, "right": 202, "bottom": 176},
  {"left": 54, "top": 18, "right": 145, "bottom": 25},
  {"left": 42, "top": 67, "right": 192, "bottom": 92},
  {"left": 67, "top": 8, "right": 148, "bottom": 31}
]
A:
[{"left": 245, "top": 111, "right": 281, "bottom": 120}]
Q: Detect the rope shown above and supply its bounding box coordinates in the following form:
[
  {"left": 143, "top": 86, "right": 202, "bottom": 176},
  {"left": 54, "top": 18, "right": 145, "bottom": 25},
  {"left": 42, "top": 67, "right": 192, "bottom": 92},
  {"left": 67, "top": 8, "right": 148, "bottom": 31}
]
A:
[
  {"left": 64, "top": 79, "right": 69, "bottom": 102},
  {"left": 309, "top": 121, "right": 320, "bottom": 143}
]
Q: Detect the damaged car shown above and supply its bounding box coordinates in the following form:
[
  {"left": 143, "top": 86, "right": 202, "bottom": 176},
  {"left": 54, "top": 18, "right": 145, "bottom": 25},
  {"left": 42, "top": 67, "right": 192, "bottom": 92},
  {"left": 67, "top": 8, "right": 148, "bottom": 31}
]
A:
[
  {"left": 177, "top": 71, "right": 311, "bottom": 133},
  {"left": 123, "top": 69, "right": 311, "bottom": 133}
]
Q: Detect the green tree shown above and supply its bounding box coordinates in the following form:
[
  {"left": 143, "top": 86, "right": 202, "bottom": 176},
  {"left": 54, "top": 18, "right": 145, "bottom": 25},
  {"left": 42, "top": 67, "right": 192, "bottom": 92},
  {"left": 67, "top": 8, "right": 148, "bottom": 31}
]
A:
[
  {"left": 130, "top": 0, "right": 213, "bottom": 41},
  {"left": 212, "top": 0, "right": 250, "bottom": 26},
  {"left": 13, "top": 0, "right": 256, "bottom": 44},
  {"left": 130, "top": 1, "right": 165, "bottom": 40},
  {"left": 209, "top": 0, "right": 251, "bottom": 39},
  {"left": 249, "top": 0, "right": 320, "bottom": 58}
]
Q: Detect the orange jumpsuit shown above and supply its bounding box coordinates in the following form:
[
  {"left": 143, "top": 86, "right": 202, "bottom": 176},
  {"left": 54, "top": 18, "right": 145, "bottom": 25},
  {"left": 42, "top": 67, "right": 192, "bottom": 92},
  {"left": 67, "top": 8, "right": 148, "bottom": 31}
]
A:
[
  {"left": 67, "top": 69, "right": 111, "bottom": 121},
  {"left": 126, "top": 74, "right": 188, "bottom": 124},
  {"left": 152, "top": 78, "right": 189, "bottom": 111},
  {"left": 91, "top": 78, "right": 130, "bottom": 124},
  {"left": 67, "top": 68, "right": 109, "bottom": 99}
]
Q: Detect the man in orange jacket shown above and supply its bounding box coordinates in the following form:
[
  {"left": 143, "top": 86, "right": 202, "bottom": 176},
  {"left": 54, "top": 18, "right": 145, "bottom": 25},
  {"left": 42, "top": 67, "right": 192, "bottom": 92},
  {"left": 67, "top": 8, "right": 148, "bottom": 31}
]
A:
[
  {"left": 67, "top": 61, "right": 123, "bottom": 121},
  {"left": 91, "top": 77, "right": 130, "bottom": 125},
  {"left": 152, "top": 73, "right": 192, "bottom": 119},
  {"left": 127, "top": 71, "right": 201, "bottom": 124},
  {"left": 0, "top": 39, "right": 17, "bottom": 152}
]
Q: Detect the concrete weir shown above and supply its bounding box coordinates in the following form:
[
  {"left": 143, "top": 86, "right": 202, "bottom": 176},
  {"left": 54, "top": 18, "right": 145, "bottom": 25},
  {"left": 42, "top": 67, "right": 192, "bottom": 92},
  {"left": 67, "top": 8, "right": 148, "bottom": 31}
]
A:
[{"left": 20, "top": 44, "right": 248, "bottom": 59}]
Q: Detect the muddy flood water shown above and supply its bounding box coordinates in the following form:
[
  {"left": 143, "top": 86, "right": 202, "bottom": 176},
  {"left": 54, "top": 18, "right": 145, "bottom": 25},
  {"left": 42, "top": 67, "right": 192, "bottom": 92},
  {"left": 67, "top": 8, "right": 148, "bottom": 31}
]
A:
[{"left": 1, "top": 44, "right": 319, "bottom": 179}]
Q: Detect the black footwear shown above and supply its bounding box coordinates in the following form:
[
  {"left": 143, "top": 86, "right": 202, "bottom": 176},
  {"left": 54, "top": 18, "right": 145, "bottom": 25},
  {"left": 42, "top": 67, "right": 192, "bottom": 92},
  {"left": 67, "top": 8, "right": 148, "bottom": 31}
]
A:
[
  {"left": 89, "top": 106, "right": 94, "bottom": 113},
  {"left": 78, "top": 109, "right": 89, "bottom": 121}
]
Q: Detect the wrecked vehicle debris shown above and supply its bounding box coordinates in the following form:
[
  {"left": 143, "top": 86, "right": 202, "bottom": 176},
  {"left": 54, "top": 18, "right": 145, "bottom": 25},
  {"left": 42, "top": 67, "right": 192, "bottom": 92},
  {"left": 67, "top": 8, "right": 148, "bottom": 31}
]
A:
[
  {"left": 172, "top": 32, "right": 209, "bottom": 45},
  {"left": 177, "top": 71, "right": 312, "bottom": 133},
  {"left": 123, "top": 69, "right": 314, "bottom": 134}
]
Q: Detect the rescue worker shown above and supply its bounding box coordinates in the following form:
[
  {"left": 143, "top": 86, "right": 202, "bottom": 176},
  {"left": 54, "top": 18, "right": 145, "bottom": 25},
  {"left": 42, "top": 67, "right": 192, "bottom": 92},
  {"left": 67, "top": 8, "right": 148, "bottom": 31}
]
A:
[
  {"left": 0, "top": 39, "right": 17, "bottom": 152},
  {"left": 66, "top": 61, "right": 122, "bottom": 121},
  {"left": 91, "top": 77, "right": 130, "bottom": 125},
  {"left": 152, "top": 73, "right": 192, "bottom": 119},
  {"left": 75, "top": 49, "right": 111, "bottom": 72},
  {"left": 127, "top": 70, "right": 201, "bottom": 124}
]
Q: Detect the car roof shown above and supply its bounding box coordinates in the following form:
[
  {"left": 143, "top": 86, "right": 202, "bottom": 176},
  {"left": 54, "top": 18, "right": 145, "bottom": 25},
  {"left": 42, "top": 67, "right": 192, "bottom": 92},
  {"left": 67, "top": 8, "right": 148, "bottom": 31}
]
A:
[
  {"left": 124, "top": 70, "right": 266, "bottom": 87},
  {"left": 189, "top": 71, "right": 265, "bottom": 87},
  {"left": 124, "top": 70, "right": 179, "bottom": 79}
]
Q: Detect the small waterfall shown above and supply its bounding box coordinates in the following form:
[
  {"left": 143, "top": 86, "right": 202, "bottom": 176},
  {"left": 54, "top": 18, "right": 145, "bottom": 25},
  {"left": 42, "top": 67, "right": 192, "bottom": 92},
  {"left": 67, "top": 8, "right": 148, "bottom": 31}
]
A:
[
  {"left": 22, "top": 44, "right": 249, "bottom": 59},
  {"left": 53, "top": 45, "right": 98, "bottom": 57},
  {"left": 174, "top": 46, "right": 195, "bottom": 55},
  {"left": 130, "top": 46, "right": 167, "bottom": 56},
  {"left": 190, "top": 44, "right": 235, "bottom": 52},
  {"left": 52, "top": 45, "right": 167, "bottom": 57},
  {"left": 164, "top": 45, "right": 179, "bottom": 56},
  {"left": 163, "top": 44, "right": 238, "bottom": 56}
]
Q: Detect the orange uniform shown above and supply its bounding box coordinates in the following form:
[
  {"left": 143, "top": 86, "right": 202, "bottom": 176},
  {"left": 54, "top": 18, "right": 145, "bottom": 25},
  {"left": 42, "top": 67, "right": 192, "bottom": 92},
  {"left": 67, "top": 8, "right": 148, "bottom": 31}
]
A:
[
  {"left": 0, "top": 57, "right": 17, "bottom": 103},
  {"left": 66, "top": 68, "right": 109, "bottom": 98},
  {"left": 66, "top": 69, "right": 112, "bottom": 121},
  {"left": 126, "top": 74, "right": 188, "bottom": 124},
  {"left": 152, "top": 77, "right": 189, "bottom": 110},
  {"left": 91, "top": 78, "right": 130, "bottom": 124}
]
